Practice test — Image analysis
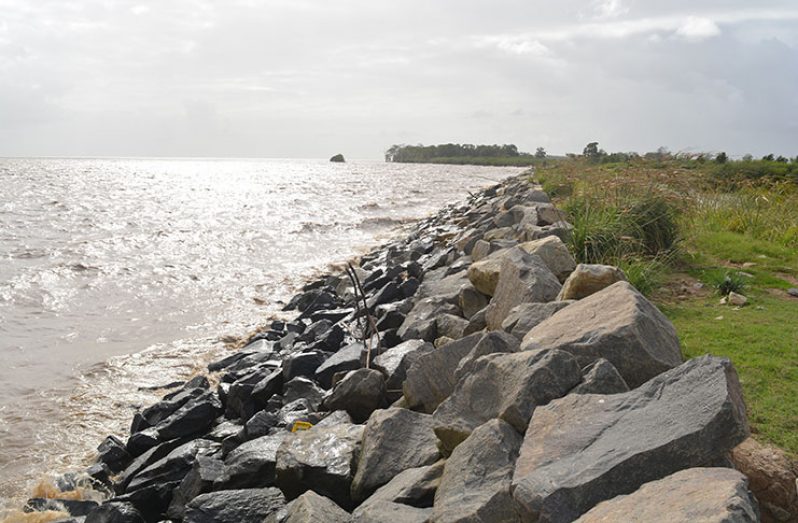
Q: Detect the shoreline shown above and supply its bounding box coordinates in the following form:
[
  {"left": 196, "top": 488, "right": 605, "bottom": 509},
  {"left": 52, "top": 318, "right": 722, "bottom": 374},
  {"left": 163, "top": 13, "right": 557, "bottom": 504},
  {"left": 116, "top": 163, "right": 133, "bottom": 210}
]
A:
[{"left": 2, "top": 169, "right": 782, "bottom": 522}]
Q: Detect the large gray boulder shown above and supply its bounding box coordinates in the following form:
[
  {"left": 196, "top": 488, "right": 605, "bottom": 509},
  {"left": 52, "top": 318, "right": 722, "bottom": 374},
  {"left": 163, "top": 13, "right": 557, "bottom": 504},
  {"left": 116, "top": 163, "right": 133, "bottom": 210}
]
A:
[
  {"left": 167, "top": 456, "right": 224, "bottom": 520},
  {"left": 265, "top": 490, "right": 351, "bottom": 523},
  {"left": 453, "top": 330, "right": 520, "bottom": 382},
  {"left": 275, "top": 422, "right": 365, "bottom": 509},
  {"left": 519, "top": 236, "right": 576, "bottom": 282},
  {"left": 398, "top": 297, "right": 459, "bottom": 341},
  {"left": 415, "top": 270, "right": 470, "bottom": 304},
  {"left": 557, "top": 263, "right": 627, "bottom": 300},
  {"left": 570, "top": 358, "right": 629, "bottom": 395},
  {"left": 433, "top": 350, "right": 581, "bottom": 454},
  {"left": 484, "top": 249, "right": 561, "bottom": 330},
  {"left": 352, "top": 502, "right": 432, "bottom": 522},
  {"left": 433, "top": 419, "right": 523, "bottom": 523},
  {"left": 215, "top": 432, "right": 289, "bottom": 489},
  {"left": 372, "top": 340, "right": 433, "bottom": 396},
  {"left": 323, "top": 368, "right": 387, "bottom": 423},
  {"left": 574, "top": 468, "right": 759, "bottom": 523},
  {"left": 357, "top": 462, "right": 444, "bottom": 512},
  {"left": 500, "top": 301, "right": 572, "bottom": 341},
  {"left": 351, "top": 408, "right": 441, "bottom": 502},
  {"left": 403, "top": 332, "right": 483, "bottom": 413},
  {"left": 458, "top": 284, "right": 489, "bottom": 319},
  {"left": 511, "top": 356, "right": 750, "bottom": 523},
  {"left": 521, "top": 281, "right": 682, "bottom": 388},
  {"left": 184, "top": 488, "right": 286, "bottom": 523}
]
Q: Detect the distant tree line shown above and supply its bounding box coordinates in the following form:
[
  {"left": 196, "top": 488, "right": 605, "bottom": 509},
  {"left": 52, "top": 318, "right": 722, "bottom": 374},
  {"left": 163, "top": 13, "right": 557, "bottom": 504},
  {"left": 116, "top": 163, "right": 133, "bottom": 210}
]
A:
[{"left": 385, "top": 143, "right": 526, "bottom": 163}]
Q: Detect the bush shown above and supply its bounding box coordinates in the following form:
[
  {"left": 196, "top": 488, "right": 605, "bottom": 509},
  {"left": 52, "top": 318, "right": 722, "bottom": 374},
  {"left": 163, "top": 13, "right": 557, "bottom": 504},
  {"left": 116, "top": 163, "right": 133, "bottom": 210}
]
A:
[{"left": 715, "top": 272, "right": 747, "bottom": 296}]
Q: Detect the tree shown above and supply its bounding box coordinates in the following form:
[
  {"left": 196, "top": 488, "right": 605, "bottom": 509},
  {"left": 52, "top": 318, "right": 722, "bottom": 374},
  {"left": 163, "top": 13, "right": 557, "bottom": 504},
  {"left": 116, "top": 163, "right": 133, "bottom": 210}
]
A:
[
  {"left": 535, "top": 147, "right": 547, "bottom": 159},
  {"left": 583, "top": 142, "right": 599, "bottom": 158},
  {"left": 762, "top": 153, "right": 775, "bottom": 161},
  {"left": 715, "top": 152, "right": 728, "bottom": 164}
]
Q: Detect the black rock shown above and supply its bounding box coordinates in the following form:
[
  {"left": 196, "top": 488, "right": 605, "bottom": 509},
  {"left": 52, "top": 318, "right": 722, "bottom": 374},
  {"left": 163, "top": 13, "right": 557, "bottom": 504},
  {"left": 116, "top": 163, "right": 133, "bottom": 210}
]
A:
[
  {"left": 167, "top": 456, "right": 225, "bottom": 520},
  {"left": 243, "top": 410, "right": 279, "bottom": 440},
  {"left": 215, "top": 432, "right": 289, "bottom": 490},
  {"left": 184, "top": 488, "right": 286, "bottom": 523},
  {"left": 399, "top": 277, "right": 421, "bottom": 298},
  {"left": 306, "top": 324, "right": 345, "bottom": 352},
  {"left": 282, "top": 377, "right": 325, "bottom": 409},
  {"left": 97, "top": 435, "right": 131, "bottom": 473},
  {"left": 376, "top": 309, "right": 406, "bottom": 331},
  {"left": 125, "top": 428, "right": 160, "bottom": 458},
  {"left": 25, "top": 498, "right": 99, "bottom": 516},
  {"left": 282, "top": 351, "right": 327, "bottom": 382},
  {"left": 323, "top": 368, "right": 387, "bottom": 423},
  {"left": 314, "top": 342, "right": 364, "bottom": 389},
  {"left": 366, "top": 282, "right": 401, "bottom": 309},
  {"left": 157, "top": 391, "right": 222, "bottom": 440},
  {"left": 85, "top": 501, "right": 145, "bottom": 523},
  {"left": 251, "top": 368, "right": 286, "bottom": 406}
]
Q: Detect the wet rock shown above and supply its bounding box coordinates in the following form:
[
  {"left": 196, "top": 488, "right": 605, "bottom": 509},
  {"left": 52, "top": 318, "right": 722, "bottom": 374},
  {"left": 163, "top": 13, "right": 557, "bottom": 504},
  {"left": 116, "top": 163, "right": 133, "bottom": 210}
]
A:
[
  {"left": 85, "top": 501, "right": 144, "bottom": 523},
  {"left": 452, "top": 330, "right": 520, "bottom": 383},
  {"left": 275, "top": 423, "right": 365, "bottom": 509},
  {"left": 376, "top": 309, "right": 406, "bottom": 331},
  {"left": 511, "top": 356, "right": 750, "bottom": 522},
  {"left": 399, "top": 277, "right": 421, "bottom": 298},
  {"left": 574, "top": 468, "right": 759, "bottom": 523},
  {"left": 97, "top": 435, "right": 131, "bottom": 473},
  {"left": 266, "top": 490, "right": 351, "bottom": 523},
  {"left": 557, "top": 263, "right": 627, "bottom": 300},
  {"left": 500, "top": 301, "right": 572, "bottom": 341},
  {"left": 135, "top": 386, "right": 205, "bottom": 432},
  {"left": 522, "top": 281, "right": 682, "bottom": 388},
  {"left": 225, "top": 365, "right": 279, "bottom": 421},
  {"left": 251, "top": 368, "right": 286, "bottom": 406},
  {"left": 570, "top": 358, "right": 629, "bottom": 395},
  {"left": 243, "top": 410, "right": 279, "bottom": 440},
  {"left": 403, "top": 332, "right": 483, "bottom": 413},
  {"left": 285, "top": 288, "right": 338, "bottom": 313},
  {"left": 352, "top": 408, "right": 440, "bottom": 502},
  {"left": 277, "top": 398, "right": 315, "bottom": 428},
  {"left": 306, "top": 323, "right": 345, "bottom": 352},
  {"left": 87, "top": 462, "right": 113, "bottom": 487},
  {"left": 117, "top": 436, "right": 194, "bottom": 492},
  {"left": 358, "top": 462, "right": 444, "bottom": 511},
  {"left": 125, "top": 439, "right": 218, "bottom": 494},
  {"left": 184, "top": 487, "right": 286, "bottom": 523},
  {"left": 435, "top": 313, "right": 469, "bottom": 340},
  {"left": 283, "top": 377, "right": 325, "bottom": 409},
  {"left": 367, "top": 281, "right": 402, "bottom": 309},
  {"left": 125, "top": 428, "right": 160, "bottom": 458},
  {"left": 484, "top": 249, "right": 561, "bottom": 330},
  {"left": 309, "top": 308, "right": 353, "bottom": 324},
  {"left": 398, "top": 297, "right": 459, "bottom": 341},
  {"left": 731, "top": 437, "right": 798, "bottom": 523},
  {"left": 166, "top": 455, "right": 225, "bottom": 520},
  {"left": 25, "top": 498, "right": 99, "bottom": 516},
  {"left": 157, "top": 391, "right": 222, "bottom": 440},
  {"left": 215, "top": 432, "right": 289, "bottom": 489},
  {"left": 458, "top": 284, "right": 489, "bottom": 319},
  {"left": 433, "top": 419, "right": 523, "bottom": 523},
  {"left": 434, "top": 349, "right": 581, "bottom": 454},
  {"left": 282, "top": 351, "right": 328, "bottom": 382},
  {"left": 315, "top": 342, "right": 365, "bottom": 389},
  {"left": 372, "top": 340, "right": 433, "bottom": 399},
  {"left": 208, "top": 420, "right": 242, "bottom": 442},
  {"left": 324, "top": 368, "right": 387, "bottom": 423},
  {"left": 519, "top": 236, "right": 576, "bottom": 282}
]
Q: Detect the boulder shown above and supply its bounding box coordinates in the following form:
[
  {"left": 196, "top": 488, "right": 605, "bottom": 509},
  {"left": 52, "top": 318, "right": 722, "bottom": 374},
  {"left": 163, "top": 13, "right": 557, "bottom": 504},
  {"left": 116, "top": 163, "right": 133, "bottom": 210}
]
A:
[
  {"left": 435, "top": 313, "right": 469, "bottom": 340},
  {"left": 167, "top": 456, "right": 225, "bottom": 520},
  {"left": 243, "top": 410, "right": 279, "bottom": 440},
  {"left": 157, "top": 391, "right": 222, "bottom": 440},
  {"left": 215, "top": 432, "right": 289, "bottom": 489},
  {"left": 398, "top": 297, "right": 459, "bottom": 342},
  {"left": 574, "top": 468, "right": 759, "bottom": 523},
  {"left": 85, "top": 502, "right": 144, "bottom": 523},
  {"left": 266, "top": 490, "right": 351, "bottom": 523},
  {"left": 357, "top": 462, "right": 444, "bottom": 511},
  {"left": 433, "top": 350, "right": 581, "bottom": 454},
  {"left": 97, "top": 435, "right": 131, "bottom": 473},
  {"left": 372, "top": 340, "right": 433, "bottom": 397},
  {"left": 25, "top": 498, "right": 98, "bottom": 516},
  {"left": 275, "top": 423, "right": 365, "bottom": 509},
  {"left": 282, "top": 351, "right": 327, "bottom": 382},
  {"left": 403, "top": 332, "right": 483, "bottom": 413},
  {"left": 557, "top": 263, "right": 627, "bottom": 300},
  {"left": 500, "top": 301, "right": 572, "bottom": 341},
  {"left": 351, "top": 409, "right": 441, "bottom": 502},
  {"left": 570, "top": 358, "right": 629, "bottom": 395},
  {"left": 484, "top": 249, "right": 561, "bottom": 330},
  {"left": 511, "top": 356, "right": 750, "bottom": 522},
  {"left": 283, "top": 377, "right": 325, "bottom": 409},
  {"left": 471, "top": 239, "right": 518, "bottom": 262},
  {"left": 125, "top": 439, "right": 218, "bottom": 494},
  {"left": 415, "top": 270, "right": 469, "bottom": 304},
  {"left": 453, "top": 330, "right": 520, "bottom": 383},
  {"left": 521, "top": 281, "right": 682, "bottom": 388},
  {"left": 730, "top": 438, "right": 798, "bottom": 523},
  {"left": 463, "top": 306, "right": 488, "bottom": 336},
  {"left": 323, "top": 368, "right": 387, "bottom": 423},
  {"left": 433, "top": 419, "right": 523, "bottom": 523},
  {"left": 467, "top": 248, "right": 518, "bottom": 296},
  {"left": 458, "top": 285, "right": 489, "bottom": 320},
  {"left": 184, "top": 488, "right": 286, "bottom": 523},
  {"left": 315, "top": 342, "right": 364, "bottom": 389},
  {"left": 519, "top": 236, "right": 576, "bottom": 282},
  {"left": 352, "top": 502, "right": 432, "bottom": 522},
  {"left": 251, "top": 368, "right": 285, "bottom": 406}
]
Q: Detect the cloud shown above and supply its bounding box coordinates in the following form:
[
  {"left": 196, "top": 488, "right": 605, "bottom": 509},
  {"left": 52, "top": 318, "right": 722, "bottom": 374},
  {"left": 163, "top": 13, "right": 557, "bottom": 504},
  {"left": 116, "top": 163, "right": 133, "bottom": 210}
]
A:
[
  {"left": 592, "top": 0, "right": 629, "bottom": 19},
  {"left": 676, "top": 16, "right": 721, "bottom": 41}
]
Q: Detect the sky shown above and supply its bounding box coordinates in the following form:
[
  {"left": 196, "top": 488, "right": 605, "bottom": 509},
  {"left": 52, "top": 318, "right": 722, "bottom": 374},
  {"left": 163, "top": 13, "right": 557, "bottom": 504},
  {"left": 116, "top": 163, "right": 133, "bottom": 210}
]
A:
[{"left": 0, "top": 0, "right": 797, "bottom": 159}]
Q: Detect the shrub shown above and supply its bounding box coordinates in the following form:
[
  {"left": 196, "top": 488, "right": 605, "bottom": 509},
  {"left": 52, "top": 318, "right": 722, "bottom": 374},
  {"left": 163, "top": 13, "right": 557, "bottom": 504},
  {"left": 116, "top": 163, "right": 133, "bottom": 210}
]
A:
[{"left": 715, "top": 271, "right": 747, "bottom": 296}]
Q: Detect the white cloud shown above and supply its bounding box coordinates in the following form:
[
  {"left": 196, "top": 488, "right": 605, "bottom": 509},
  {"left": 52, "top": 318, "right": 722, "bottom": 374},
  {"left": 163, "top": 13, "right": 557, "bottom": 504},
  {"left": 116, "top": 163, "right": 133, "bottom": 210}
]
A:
[
  {"left": 676, "top": 16, "right": 721, "bottom": 41},
  {"left": 592, "top": 0, "right": 629, "bottom": 19},
  {"left": 130, "top": 5, "right": 150, "bottom": 16}
]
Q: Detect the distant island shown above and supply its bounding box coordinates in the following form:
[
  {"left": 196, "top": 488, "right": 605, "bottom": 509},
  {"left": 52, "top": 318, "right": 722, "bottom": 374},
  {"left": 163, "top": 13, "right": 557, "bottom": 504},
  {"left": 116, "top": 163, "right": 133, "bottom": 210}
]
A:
[
  {"left": 330, "top": 154, "right": 346, "bottom": 163},
  {"left": 384, "top": 143, "right": 548, "bottom": 167}
]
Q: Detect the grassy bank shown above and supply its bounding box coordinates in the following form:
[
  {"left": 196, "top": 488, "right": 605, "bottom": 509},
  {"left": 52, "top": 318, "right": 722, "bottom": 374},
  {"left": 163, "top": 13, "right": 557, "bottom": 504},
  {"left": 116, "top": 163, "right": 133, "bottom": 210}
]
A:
[{"left": 536, "top": 156, "right": 798, "bottom": 454}]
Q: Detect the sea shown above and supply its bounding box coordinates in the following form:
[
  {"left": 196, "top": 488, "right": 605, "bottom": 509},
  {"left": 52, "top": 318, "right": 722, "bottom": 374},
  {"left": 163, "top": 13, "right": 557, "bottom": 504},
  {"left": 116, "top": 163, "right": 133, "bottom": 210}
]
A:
[{"left": 0, "top": 157, "right": 521, "bottom": 507}]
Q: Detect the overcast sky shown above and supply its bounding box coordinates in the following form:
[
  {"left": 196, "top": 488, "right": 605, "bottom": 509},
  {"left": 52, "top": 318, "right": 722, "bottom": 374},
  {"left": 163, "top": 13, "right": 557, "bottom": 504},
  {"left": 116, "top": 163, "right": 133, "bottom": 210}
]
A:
[{"left": 1, "top": 1, "right": 797, "bottom": 159}]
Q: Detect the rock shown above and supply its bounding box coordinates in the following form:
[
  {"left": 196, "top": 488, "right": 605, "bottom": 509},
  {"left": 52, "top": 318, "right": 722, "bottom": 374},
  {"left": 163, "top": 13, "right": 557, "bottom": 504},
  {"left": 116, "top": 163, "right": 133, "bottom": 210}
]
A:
[
  {"left": 216, "top": 432, "right": 289, "bottom": 489},
  {"left": 125, "top": 439, "right": 218, "bottom": 494},
  {"left": 416, "top": 270, "right": 470, "bottom": 304},
  {"left": 283, "top": 351, "right": 327, "bottom": 382},
  {"left": 277, "top": 398, "right": 315, "bottom": 428},
  {"left": 352, "top": 502, "right": 432, "bottom": 522},
  {"left": 376, "top": 309, "right": 406, "bottom": 331},
  {"left": 25, "top": 498, "right": 98, "bottom": 516},
  {"left": 330, "top": 154, "right": 346, "bottom": 163},
  {"left": 184, "top": 488, "right": 286, "bottom": 523},
  {"left": 570, "top": 358, "right": 629, "bottom": 395},
  {"left": 467, "top": 248, "right": 516, "bottom": 296},
  {"left": 367, "top": 282, "right": 401, "bottom": 309},
  {"left": 398, "top": 297, "right": 459, "bottom": 341},
  {"left": 136, "top": 386, "right": 206, "bottom": 431},
  {"left": 266, "top": 490, "right": 351, "bottom": 523},
  {"left": 500, "top": 301, "right": 572, "bottom": 341},
  {"left": 157, "top": 391, "right": 222, "bottom": 440},
  {"left": 556, "top": 263, "right": 627, "bottom": 300},
  {"left": 452, "top": 330, "right": 520, "bottom": 382},
  {"left": 125, "top": 428, "right": 160, "bottom": 457},
  {"left": 117, "top": 436, "right": 195, "bottom": 492},
  {"left": 372, "top": 340, "right": 433, "bottom": 397},
  {"left": 535, "top": 202, "right": 567, "bottom": 225},
  {"left": 574, "top": 468, "right": 759, "bottom": 523},
  {"left": 243, "top": 410, "right": 279, "bottom": 440},
  {"left": 85, "top": 502, "right": 144, "bottom": 523},
  {"left": 435, "top": 313, "right": 469, "bottom": 340},
  {"left": 352, "top": 408, "right": 441, "bottom": 502},
  {"left": 283, "top": 377, "right": 325, "bottom": 409},
  {"left": 472, "top": 239, "right": 518, "bottom": 262},
  {"left": 357, "top": 462, "right": 444, "bottom": 511},
  {"left": 276, "top": 423, "right": 365, "bottom": 509},
  {"left": 731, "top": 437, "right": 798, "bottom": 523},
  {"left": 458, "top": 285, "right": 489, "bottom": 319},
  {"left": 463, "top": 306, "right": 488, "bottom": 336},
  {"left": 167, "top": 456, "right": 225, "bottom": 520},
  {"left": 729, "top": 291, "right": 748, "bottom": 307},
  {"left": 522, "top": 281, "right": 682, "bottom": 388},
  {"left": 519, "top": 236, "right": 576, "bottom": 282},
  {"left": 511, "top": 356, "right": 750, "bottom": 522},
  {"left": 251, "top": 368, "right": 285, "bottom": 406},
  {"left": 788, "top": 288, "right": 798, "bottom": 298},
  {"left": 403, "top": 332, "right": 483, "bottom": 413},
  {"left": 433, "top": 349, "right": 581, "bottom": 454},
  {"left": 324, "top": 368, "right": 387, "bottom": 423},
  {"left": 484, "top": 249, "right": 562, "bottom": 330},
  {"left": 433, "top": 419, "right": 523, "bottom": 523},
  {"left": 97, "top": 435, "right": 131, "bottom": 473},
  {"left": 315, "top": 342, "right": 364, "bottom": 389}
]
